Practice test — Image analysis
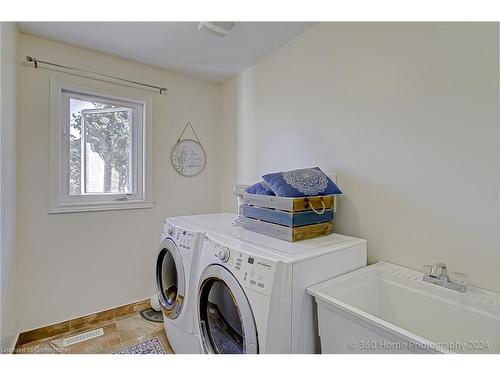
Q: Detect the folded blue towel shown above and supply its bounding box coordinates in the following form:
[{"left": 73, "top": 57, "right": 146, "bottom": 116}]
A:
[{"left": 262, "top": 167, "right": 342, "bottom": 197}]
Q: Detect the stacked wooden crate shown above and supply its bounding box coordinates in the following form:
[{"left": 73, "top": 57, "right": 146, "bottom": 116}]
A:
[{"left": 242, "top": 193, "right": 336, "bottom": 242}]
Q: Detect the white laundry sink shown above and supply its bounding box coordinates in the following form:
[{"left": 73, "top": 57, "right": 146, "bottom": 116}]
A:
[{"left": 307, "top": 261, "right": 500, "bottom": 353}]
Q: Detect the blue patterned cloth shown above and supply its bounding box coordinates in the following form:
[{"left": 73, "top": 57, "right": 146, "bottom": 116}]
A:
[
  {"left": 115, "top": 337, "right": 167, "bottom": 354},
  {"left": 245, "top": 181, "right": 276, "bottom": 196},
  {"left": 262, "top": 167, "right": 342, "bottom": 197}
]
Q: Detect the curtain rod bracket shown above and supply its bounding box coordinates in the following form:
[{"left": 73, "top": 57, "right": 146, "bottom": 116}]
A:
[
  {"left": 26, "top": 55, "right": 38, "bottom": 68},
  {"left": 25, "top": 55, "right": 168, "bottom": 95}
]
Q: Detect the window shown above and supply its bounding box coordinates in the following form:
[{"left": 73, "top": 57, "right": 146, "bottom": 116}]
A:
[{"left": 50, "top": 79, "right": 152, "bottom": 213}]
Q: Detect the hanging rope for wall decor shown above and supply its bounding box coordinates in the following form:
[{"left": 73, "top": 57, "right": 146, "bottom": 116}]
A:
[
  {"left": 176, "top": 122, "right": 202, "bottom": 144},
  {"left": 25, "top": 56, "right": 168, "bottom": 95}
]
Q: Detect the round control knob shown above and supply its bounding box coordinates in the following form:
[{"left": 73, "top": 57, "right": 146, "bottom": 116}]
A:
[
  {"left": 218, "top": 247, "right": 230, "bottom": 263},
  {"left": 167, "top": 227, "right": 175, "bottom": 236}
]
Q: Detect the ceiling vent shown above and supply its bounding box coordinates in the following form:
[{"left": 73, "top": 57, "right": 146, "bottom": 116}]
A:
[{"left": 198, "top": 22, "right": 236, "bottom": 37}]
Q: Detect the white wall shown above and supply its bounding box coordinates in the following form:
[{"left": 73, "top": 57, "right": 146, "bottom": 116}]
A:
[
  {"left": 16, "top": 34, "right": 222, "bottom": 331},
  {"left": 0, "top": 22, "right": 18, "bottom": 351},
  {"left": 220, "top": 23, "right": 500, "bottom": 291}
]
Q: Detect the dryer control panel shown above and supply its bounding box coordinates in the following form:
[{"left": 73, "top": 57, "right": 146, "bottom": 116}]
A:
[{"left": 203, "top": 235, "right": 286, "bottom": 296}]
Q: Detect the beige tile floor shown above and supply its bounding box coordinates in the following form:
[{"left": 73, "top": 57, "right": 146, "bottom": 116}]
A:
[{"left": 15, "top": 311, "right": 174, "bottom": 354}]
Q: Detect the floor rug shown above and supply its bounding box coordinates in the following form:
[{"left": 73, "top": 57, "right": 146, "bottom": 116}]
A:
[
  {"left": 139, "top": 308, "right": 163, "bottom": 323},
  {"left": 115, "top": 337, "right": 167, "bottom": 354}
]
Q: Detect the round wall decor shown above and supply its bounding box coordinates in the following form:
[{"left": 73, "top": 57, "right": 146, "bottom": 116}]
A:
[{"left": 171, "top": 122, "right": 206, "bottom": 177}]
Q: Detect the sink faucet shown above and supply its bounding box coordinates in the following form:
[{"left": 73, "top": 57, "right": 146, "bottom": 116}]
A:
[
  {"left": 423, "top": 262, "right": 466, "bottom": 293},
  {"left": 430, "top": 263, "right": 448, "bottom": 281}
]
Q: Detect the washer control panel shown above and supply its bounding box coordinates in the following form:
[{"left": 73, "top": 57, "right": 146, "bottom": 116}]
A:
[
  {"left": 218, "top": 247, "right": 230, "bottom": 262},
  {"left": 204, "top": 235, "right": 278, "bottom": 295},
  {"left": 163, "top": 222, "right": 197, "bottom": 251}
]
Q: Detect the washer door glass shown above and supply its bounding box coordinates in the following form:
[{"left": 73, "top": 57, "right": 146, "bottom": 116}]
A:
[
  {"left": 156, "top": 239, "right": 185, "bottom": 320},
  {"left": 198, "top": 266, "right": 258, "bottom": 354}
]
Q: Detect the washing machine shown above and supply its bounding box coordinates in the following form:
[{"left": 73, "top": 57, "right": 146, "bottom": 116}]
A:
[
  {"left": 194, "top": 228, "right": 367, "bottom": 354},
  {"left": 155, "top": 214, "right": 234, "bottom": 353}
]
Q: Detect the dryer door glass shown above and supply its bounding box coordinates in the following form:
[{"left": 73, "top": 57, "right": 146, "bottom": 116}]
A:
[
  {"left": 201, "top": 279, "right": 243, "bottom": 353},
  {"left": 198, "top": 265, "right": 258, "bottom": 354},
  {"left": 156, "top": 239, "right": 185, "bottom": 320}
]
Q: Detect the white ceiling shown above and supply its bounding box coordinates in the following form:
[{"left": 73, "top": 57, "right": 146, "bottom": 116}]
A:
[{"left": 17, "top": 22, "right": 314, "bottom": 83}]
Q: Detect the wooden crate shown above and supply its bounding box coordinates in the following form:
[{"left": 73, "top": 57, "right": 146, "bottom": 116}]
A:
[
  {"left": 242, "top": 217, "right": 333, "bottom": 242},
  {"left": 243, "top": 193, "right": 335, "bottom": 213},
  {"left": 242, "top": 204, "right": 333, "bottom": 227}
]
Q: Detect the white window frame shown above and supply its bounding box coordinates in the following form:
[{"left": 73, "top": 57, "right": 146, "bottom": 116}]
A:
[{"left": 49, "top": 78, "right": 152, "bottom": 213}]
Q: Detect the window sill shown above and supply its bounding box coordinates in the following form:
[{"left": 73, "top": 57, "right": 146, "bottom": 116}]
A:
[{"left": 49, "top": 201, "right": 153, "bottom": 214}]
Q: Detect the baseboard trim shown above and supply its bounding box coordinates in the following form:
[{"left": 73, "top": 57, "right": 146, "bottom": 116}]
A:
[{"left": 16, "top": 299, "right": 151, "bottom": 348}]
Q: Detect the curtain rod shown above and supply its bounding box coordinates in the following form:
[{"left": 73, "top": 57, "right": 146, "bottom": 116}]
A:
[{"left": 25, "top": 56, "right": 168, "bottom": 95}]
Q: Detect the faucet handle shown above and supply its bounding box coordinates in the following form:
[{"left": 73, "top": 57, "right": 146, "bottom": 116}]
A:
[{"left": 422, "top": 265, "right": 433, "bottom": 276}]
